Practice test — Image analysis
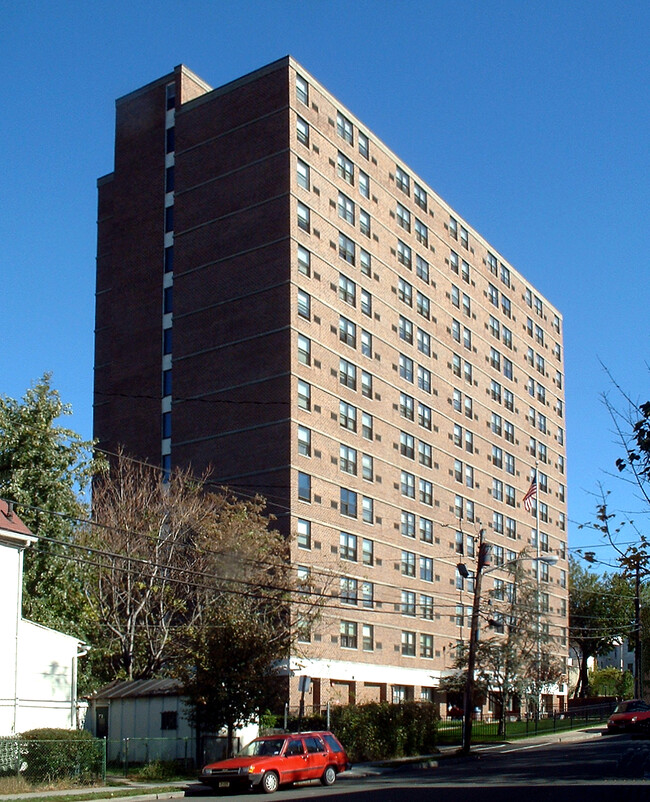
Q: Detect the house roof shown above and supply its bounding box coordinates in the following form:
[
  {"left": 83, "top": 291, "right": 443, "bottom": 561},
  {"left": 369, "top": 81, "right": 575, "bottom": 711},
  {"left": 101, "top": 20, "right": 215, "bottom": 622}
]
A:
[
  {"left": 0, "top": 499, "right": 36, "bottom": 545},
  {"left": 88, "top": 678, "right": 182, "bottom": 700}
]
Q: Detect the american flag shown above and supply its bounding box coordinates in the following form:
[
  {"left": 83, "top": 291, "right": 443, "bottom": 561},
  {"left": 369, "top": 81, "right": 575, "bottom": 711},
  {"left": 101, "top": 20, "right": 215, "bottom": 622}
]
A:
[{"left": 523, "top": 472, "right": 537, "bottom": 512}]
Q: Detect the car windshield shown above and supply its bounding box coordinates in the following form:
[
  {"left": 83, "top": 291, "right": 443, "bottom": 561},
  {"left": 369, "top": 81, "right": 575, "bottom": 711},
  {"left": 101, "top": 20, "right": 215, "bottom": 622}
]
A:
[
  {"left": 238, "top": 738, "right": 286, "bottom": 757},
  {"left": 614, "top": 700, "right": 650, "bottom": 714}
]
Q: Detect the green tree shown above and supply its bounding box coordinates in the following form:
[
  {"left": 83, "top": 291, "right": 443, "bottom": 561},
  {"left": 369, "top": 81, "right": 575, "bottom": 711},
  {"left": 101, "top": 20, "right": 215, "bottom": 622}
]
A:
[
  {"left": 0, "top": 374, "right": 99, "bottom": 633},
  {"left": 588, "top": 667, "right": 634, "bottom": 698},
  {"left": 569, "top": 556, "right": 633, "bottom": 697}
]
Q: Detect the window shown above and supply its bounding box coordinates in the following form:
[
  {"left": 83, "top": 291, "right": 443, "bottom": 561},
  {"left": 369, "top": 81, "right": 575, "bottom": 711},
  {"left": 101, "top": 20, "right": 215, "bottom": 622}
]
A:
[
  {"left": 297, "top": 244, "right": 310, "bottom": 276},
  {"left": 414, "top": 182, "right": 427, "bottom": 211},
  {"left": 399, "top": 354, "right": 414, "bottom": 383},
  {"left": 416, "top": 255, "right": 429, "bottom": 283},
  {"left": 504, "top": 389, "right": 514, "bottom": 411},
  {"left": 337, "top": 112, "right": 353, "bottom": 144},
  {"left": 399, "top": 315, "right": 413, "bottom": 343},
  {"left": 462, "top": 293, "right": 471, "bottom": 317},
  {"left": 397, "top": 240, "right": 412, "bottom": 268},
  {"left": 340, "top": 577, "right": 358, "bottom": 605},
  {"left": 396, "top": 166, "right": 410, "bottom": 195},
  {"left": 420, "top": 555, "right": 433, "bottom": 581},
  {"left": 161, "top": 711, "right": 178, "bottom": 731},
  {"left": 298, "top": 472, "right": 311, "bottom": 501},
  {"left": 362, "top": 623, "right": 373, "bottom": 651},
  {"left": 491, "top": 412, "right": 502, "bottom": 436},
  {"left": 337, "top": 151, "right": 354, "bottom": 184},
  {"left": 297, "top": 425, "right": 311, "bottom": 456},
  {"left": 420, "top": 517, "right": 433, "bottom": 543},
  {"left": 401, "top": 590, "right": 416, "bottom": 616},
  {"left": 503, "top": 358, "right": 513, "bottom": 380},
  {"left": 451, "top": 285, "right": 460, "bottom": 308},
  {"left": 449, "top": 216, "right": 458, "bottom": 240},
  {"left": 164, "top": 245, "right": 174, "bottom": 273},
  {"left": 362, "top": 411, "right": 373, "bottom": 439},
  {"left": 362, "top": 495, "right": 373, "bottom": 523},
  {"left": 362, "top": 581, "right": 374, "bottom": 608},
  {"left": 401, "top": 630, "right": 416, "bottom": 656},
  {"left": 401, "top": 550, "right": 416, "bottom": 577},
  {"left": 296, "top": 74, "right": 309, "bottom": 105},
  {"left": 359, "top": 170, "right": 369, "bottom": 198},
  {"left": 401, "top": 510, "right": 416, "bottom": 537},
  {"left": 297, "top": 202, "right": 310, "bottom": 232},
  {"left": 339, "top": 274, "right": 356, "bottom": 305},
  {"left": 340, "top": 488, "right": 358, "bottom": 518},
  {"left": 418, "top": 365, "right": 431, "bottom": 393},
  {"left": 340, "top": 532, "right": 357, "bottom": 561},
  {"left": 401, "top": 470, "right": 415, "bottom": 498},
  {"left": 339, "top": 358, "right": 356, "bottom": 390},
  {"left": 490, "top": 316, "right": 500, "bottom": 339},
  {"left": 460, "top": 226, "right": 468, "bottom": 249},
  {"left": 297, "top": 379, "right": 311, "bottom": 411},
  {"left": 338, "top": 192, "right": 355, "bottom": 224},
  {"left": 297, "top": 116, "right": 309, "bottom": 146},
  {"left": 361, "top": 330, "right": 372, "bottom": 357},
  {"left": 397, "top": 203, "right": 411, "bottom": 232},
  {"left": 502, "top": 296, "right": 511, "bottom": 317},
  {"left": 338, "top": 232, "right": 355, "bottom": 265},
  {"left": 505, "top": 452, "right": 515, "bottom": 475},
  {"left": 339, "top": 444, "right": 357, "bottom": 475},
  {"left": 418, "top": 402, "right": 432, "bottom": 430},
  {"left": 361, "top": 370, "right": 372, "bottom": 398},
  {"left": 297, "top": 518, "right": 311, "bottom": 549},
  {"left": 420, "top": 594, "right": 434, "bottom": 619},
  {"left": 493, "top": 478, "right": 503, "bottom": 502},
  {"left": 450, "top": 250, "right": 459, "bottom": 274},
  {"left": 416, "top": 292, "right": 430, "bottom": 320},
  {"left": 489, "top": 284, "right": 499, "bottom": 307},
  {"left": 359, "top": 209, "right": 370, "bottom": 237},
  {"left": 360, "top": 248, "right": 371, "bottom": 276},
  {"left": 340, "top": 400, "right": 357, "bottom": 431},
  {"left": 400, "top": 431, "right": 415, "bottom": 459},
  {"left": 463, "top": 327, "right": 472, "bottom": 350},
  {"left": 358, "top": 131, "right": 369, "bottom": 159},
  {"left": 398, "top": 278, "right": 413, "bottom": 306},
  {"left": 297, "top": 334, "right": 311, "bottom": 365},
  {"left": 452, "top": 319, "right": 460, "bottom": 342},
  {"left": 419, "top": 478, "right": 433, "bottom": 505},
  {"left": 340, "top": 620, "right": 357, "bottom": 649},
  {"left": 415, "top": 219, "right": 428, "bottom": 247},
  {"left": 505, "top": 485, "right": 515, "bottom": 507},
  {"left": 297, "top": 288, "right": 310, "bottom": 319},
  {"left": 500, "top": 263, "right": 511, "bottom": 287},
  {"left": 492, "top": 446, "right": 503, "bottom": 468},
  {"left": 297, "top": 159, "right": 309, "bottom": 190},
  {"left": 339, "top": 316, "right": 356, "bottom": 348},
  {"left": 400, "top": 392, "right": 414, "bottom": 420},
  {"left": 163, "top": 369, "right": 172, "bottom": 396},
  {"left": 362, "top": 538, "right": 374, "bottom": 565},
  {"left": 493, "top": 512, "right": 504, "bottom": 534},
  {"left": 504, "top": 420, "right": 514, "bottom": 443},
  {"left": 360, "top": 288, "right": 372, "bottom": 316},
  {"left": 165, "top": 205, "right": 174, "bottom": 232},
  {"left": 362, "top": 453, "right": 373, "bottom": 481},
  {"left": 417, "top": 328, "right": 431, "bottom": 356}
]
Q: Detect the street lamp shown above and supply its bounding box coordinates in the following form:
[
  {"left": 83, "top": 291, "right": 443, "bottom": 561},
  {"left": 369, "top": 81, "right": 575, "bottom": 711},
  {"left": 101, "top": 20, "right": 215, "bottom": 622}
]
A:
[{"left": 460, "top": 533, "right": 558, "bottom": 755}]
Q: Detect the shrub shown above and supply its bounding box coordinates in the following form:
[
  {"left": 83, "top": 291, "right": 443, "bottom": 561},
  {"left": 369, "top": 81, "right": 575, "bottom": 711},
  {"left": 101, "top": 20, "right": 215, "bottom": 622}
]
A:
[
  {"left": 287, "top": 702, "right": 439, "bottom": 762},
  {"left": 19, "top": 729, "right": 102, "bottom": 785}
]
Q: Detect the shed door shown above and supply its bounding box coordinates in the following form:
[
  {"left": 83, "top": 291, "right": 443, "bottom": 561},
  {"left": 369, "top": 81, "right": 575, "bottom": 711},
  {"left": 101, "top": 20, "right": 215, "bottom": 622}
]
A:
[{"left": 96, "top": 706, "right": 108, "bottom": 739}]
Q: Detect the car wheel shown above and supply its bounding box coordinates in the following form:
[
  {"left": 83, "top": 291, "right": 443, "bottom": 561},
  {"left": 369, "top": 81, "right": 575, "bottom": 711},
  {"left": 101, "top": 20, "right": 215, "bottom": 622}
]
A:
[
  {"left": 261, "top": 771, "right": 279, "bottom": 794},
  {"left": 321, "top": 765, "right": 337, "bottom": 786}
]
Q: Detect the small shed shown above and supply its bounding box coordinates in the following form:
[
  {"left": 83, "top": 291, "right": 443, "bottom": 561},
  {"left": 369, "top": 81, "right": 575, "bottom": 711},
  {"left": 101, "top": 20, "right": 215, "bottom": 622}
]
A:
[{"left": 86, "top": 679, "right": 257, "bottom": 766}]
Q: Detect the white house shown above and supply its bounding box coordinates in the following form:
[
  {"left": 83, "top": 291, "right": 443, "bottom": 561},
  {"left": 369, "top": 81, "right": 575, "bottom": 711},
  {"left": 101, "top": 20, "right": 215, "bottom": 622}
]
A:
[{"left": 0, "top": 499, "right": 84, "bottom": 735}]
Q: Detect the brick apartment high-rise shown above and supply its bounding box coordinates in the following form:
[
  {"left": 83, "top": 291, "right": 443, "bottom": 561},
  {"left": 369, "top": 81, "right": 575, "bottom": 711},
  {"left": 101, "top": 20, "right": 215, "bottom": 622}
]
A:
[{"left": 95, "top": 57, "right": 569, "bottom": 711}]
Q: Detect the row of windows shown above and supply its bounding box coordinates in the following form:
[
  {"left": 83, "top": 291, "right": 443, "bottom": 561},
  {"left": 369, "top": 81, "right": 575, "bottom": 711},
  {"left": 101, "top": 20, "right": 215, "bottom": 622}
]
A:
[{"left": 296, "top": 74, "right": 561, "bottom": 351}]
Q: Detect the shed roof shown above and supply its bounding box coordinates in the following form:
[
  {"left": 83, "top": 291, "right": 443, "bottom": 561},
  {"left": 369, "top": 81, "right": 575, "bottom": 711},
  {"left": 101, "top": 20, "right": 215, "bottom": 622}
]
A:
[{"left": 88, "top": 678, "right": 181, "bottom": 700}]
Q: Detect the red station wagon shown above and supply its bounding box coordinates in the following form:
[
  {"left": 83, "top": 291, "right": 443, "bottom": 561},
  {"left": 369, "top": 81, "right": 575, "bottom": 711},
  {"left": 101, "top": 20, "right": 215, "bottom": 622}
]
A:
[
  {"left": 607, "top": 699, "right": 650, "bottom": 732},
  {"left": 201, "top": 731, "right": 350, "bottom": 794}
]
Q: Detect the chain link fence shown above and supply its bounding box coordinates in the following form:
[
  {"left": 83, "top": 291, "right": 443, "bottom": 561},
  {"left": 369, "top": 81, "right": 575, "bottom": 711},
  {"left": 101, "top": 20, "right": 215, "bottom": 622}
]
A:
[{"left": 0, "top": 737, "right": 105, "bottom": 786}]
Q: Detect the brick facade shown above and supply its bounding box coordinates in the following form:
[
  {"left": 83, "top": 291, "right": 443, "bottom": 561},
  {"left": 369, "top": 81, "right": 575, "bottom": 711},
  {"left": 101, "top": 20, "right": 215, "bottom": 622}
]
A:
[{"left": 95, "top": 57, "right": 569, "bottom": 713}]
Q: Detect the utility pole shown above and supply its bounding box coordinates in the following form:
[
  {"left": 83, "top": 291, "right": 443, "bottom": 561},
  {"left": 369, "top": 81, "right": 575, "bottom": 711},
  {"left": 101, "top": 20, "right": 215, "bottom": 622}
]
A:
[
  {"left": 634, "top": 560, "right": 642, "bottom": 699},
  {"left": 462, "top": 529, "right": 488, "bottom": 755}
]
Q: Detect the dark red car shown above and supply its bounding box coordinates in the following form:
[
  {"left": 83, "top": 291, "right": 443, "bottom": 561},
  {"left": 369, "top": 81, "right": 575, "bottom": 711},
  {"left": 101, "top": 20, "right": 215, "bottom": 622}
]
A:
[
  {"left": 201, "top": 731, "right": 350, "bottom": 793},
  {"left": 607, "top": 699, "right": 650, "bottom": 731}
]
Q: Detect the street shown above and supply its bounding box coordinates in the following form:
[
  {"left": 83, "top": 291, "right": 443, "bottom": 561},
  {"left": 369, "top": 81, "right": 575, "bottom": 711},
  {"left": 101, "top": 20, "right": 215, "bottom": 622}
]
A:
[{"left": 187, "top": 731, "right": 650, "bottom": 801}]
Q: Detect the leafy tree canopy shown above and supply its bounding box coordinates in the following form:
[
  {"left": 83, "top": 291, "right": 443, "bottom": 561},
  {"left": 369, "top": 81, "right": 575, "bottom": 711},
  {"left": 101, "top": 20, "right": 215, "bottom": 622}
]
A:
[{"left": 0, "top": 374, "right": 100, "bottom": 632}]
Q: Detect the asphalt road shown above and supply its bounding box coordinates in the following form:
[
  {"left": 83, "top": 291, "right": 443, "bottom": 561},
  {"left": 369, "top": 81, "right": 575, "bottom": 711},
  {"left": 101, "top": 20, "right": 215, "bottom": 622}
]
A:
[{"left": 186, "top": 730, "right": 650, "bottom": 802}]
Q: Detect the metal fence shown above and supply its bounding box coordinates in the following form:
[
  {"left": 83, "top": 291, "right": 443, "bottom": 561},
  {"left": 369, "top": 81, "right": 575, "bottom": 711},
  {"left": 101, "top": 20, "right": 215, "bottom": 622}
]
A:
[
  {"left": 106, "top": 735, "right": 232, "bottom": 773},
  {"left": 0, "top": 738, "right": 105, "bottom": 785}
]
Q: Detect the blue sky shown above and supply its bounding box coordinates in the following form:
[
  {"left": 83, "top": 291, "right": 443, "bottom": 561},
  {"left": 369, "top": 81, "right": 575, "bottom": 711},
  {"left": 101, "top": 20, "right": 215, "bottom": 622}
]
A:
[{"left": 2, "top": 0, "right": 648, "bottom": 569}]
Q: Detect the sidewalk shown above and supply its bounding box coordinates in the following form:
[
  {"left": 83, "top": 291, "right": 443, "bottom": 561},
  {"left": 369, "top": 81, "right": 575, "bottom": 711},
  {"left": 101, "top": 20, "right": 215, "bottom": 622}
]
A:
[{"left": 0, "top": 726, "right": 608, "bottom": 801}]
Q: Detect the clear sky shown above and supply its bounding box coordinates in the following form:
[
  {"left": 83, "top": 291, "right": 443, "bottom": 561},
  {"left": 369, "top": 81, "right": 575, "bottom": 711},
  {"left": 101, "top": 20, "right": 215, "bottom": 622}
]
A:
[{"left": 1, "top": 0, "right": 648, "bottom": 569}]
